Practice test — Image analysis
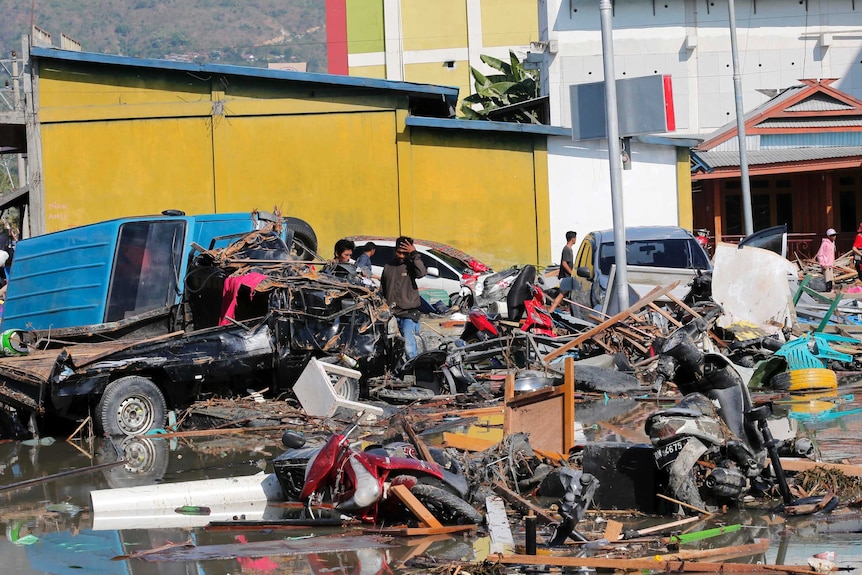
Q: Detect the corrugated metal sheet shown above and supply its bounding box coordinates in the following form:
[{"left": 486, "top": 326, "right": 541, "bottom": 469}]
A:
[
  {"left": 761, "top": 132, "right": 862, "bottom": 148},
  {"left": 785, "top": 92, "right": 854, "bottom": 112},
  {"left": 696, "top": 146, "right": 862, "bottom": 168},
  {"left": 757, "top": 118, "right": 862, "bottom": 129}
]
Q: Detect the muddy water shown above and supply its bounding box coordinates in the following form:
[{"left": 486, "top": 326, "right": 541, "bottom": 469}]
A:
[{"left": 1, "top": 392, "right": 862, "bottom": 574}]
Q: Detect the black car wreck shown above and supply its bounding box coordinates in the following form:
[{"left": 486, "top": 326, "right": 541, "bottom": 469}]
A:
[{"left": 0, "top": 223, "right": 395, "bottom": 438}]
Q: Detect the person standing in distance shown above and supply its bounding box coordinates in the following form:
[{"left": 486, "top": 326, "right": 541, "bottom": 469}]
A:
[
  {"left": 816, "top": 228, "right": 838, "bottom": 292},
  {"left": 549, "top": 231, "right": 578, "bottom": 314},
  {"left": 853, "top": 223, "right": 862, "bottom": 280},
  {"left": 381, "top": 236, "right": 427, "bottom": 360}
]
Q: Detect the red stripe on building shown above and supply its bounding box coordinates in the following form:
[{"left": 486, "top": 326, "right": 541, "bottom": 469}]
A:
[{"left": 326, "top": 0, "right": 349, "bottom": 75}]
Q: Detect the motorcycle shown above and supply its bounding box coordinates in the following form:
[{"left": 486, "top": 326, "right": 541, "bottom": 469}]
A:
[
  {"left": 273, "top": 420, "right": 482, "bottom": 525},
  {"left": 459, "top": 265, "right": 554, "bottom": 343},
  {"left": 457, "top": 266, "right": 520, "bottom": 311},
  {"left": 645, "top": 306, "right": 836, "bottom": 515}
]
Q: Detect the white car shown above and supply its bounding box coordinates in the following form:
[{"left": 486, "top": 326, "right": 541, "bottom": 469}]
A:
[{"left": 347, "top": 236, "right": 492, "bottom": 304}]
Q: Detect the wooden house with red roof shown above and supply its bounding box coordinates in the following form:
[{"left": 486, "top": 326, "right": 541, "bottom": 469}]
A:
[{"left": 691, "top": 79, "right": 862, "bottom": 254}]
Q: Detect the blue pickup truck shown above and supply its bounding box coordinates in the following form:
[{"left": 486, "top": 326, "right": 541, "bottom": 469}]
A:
[
  {"left": 1, "top": 210, "right": 316, "bottom": 336},
  {"left": 0, "top": 211, "right": 391, "bottom": 439}
]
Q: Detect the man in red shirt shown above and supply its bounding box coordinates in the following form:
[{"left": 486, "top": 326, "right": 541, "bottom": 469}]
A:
[{"left": 853, "top": 223, "right": 862, "bottom": 279}]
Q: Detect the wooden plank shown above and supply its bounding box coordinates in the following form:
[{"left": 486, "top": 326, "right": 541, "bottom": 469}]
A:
[
  {"left": 603, "top": 519, "right": 624, "bottom": 542},
  {"left": 658, "top": 538, "right": 770, "bottom": 562},
  {"left": 399, "top": 417, "right": 435, "bottom": 463},
  {"left": 390, "top": 484, "right": 443, "bottom": 528},
  {"left": 563, "top": 356, "right": 575, "bottom": 453},
  {"left": 364, "top": 525, "right": 476, "bottom": 536},
  {"left": 488, "top": 553, "right": 822, "bottom": 574},
  {"left": 544, "top": 282, "right": 679, "bottom": 362},
  {"left": 492, "top": 481, "right": 557, "bottom": 525},
  {"left": 632, "top": 515, "right": 701, "bottom": 535},
  {"left": 779, "top": 458, "right": 862, "bottom": 477},
  {"left": 485, "top": 496, "right": 515, "bottom": 554},
  {"left": 442, "top": 432, "right": 498, "bottom": 452}
]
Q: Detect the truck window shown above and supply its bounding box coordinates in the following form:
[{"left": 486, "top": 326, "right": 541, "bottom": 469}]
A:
[{"left": 105, "top": 221, "right": 186, "bottom": 322}]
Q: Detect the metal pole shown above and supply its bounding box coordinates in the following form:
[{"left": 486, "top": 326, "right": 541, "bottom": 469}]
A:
[
  {"left": 728, "top": 0, "right": 753, "bottom": 235},
  {"left": 11, "top": 52, "right": 25, "bottom": 188},
  {"left": 599, "top": 0, "right": 628, "bottom": 309}
]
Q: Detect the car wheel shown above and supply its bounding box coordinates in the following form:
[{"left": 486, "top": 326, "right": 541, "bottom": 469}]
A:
[
  {"left": 284, "top": 217, "right": 318, "bottom": 259},
  {"left": 318, "top": 357, "right": 360, "bottom": 402},
  {"left": 97, "top": 376, "right": 167, "bottom": 436}
]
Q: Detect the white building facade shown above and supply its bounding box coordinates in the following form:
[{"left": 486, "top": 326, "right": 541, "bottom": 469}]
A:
[{"left": 536, "top": 0, "right": 862, "bottom": 134}]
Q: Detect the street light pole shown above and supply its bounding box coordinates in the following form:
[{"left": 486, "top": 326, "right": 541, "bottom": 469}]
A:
[
  {"left": 599, "top": 0, "right": 629, "bottom": 309},
  {"left": 728, "top": 0, "right": 754, "bottom": 235}
]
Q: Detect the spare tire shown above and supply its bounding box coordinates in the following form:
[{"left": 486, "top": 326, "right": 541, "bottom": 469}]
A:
[{"left": 284, "top": 217, "right": 318, "bottom": 259}]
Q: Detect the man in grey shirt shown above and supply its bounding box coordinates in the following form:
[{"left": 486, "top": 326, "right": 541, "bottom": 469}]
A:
[{"left": 550, "top": 231, "right": 577, "bottom": 313}]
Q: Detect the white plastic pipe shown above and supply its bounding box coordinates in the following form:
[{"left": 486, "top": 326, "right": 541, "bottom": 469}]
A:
[{"left": 90, "top": 472, "right": 284, "bottom": 527}]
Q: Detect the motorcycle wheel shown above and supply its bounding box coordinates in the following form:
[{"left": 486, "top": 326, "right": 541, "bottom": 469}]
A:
[
  {"left": 665, "top": 439, "right": 709, "bottom": 515},
  {"left": 410, "top": 484, "right": 483, "bottom": 525}
]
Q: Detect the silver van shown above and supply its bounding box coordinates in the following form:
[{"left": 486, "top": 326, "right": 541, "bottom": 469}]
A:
[{"left": 571, "top": 226, "right": 712, "bottom": 313}]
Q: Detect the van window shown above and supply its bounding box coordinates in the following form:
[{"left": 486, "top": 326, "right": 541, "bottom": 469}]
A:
[
  {"left": 106, "top": 221, "right": 185, "bottom": 322},
  {"left": 597, "top": 238, "right": 710, "bottom": 275}
]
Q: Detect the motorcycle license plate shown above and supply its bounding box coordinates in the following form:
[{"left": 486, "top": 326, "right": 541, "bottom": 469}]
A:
[{"left": 653, "top": 437, "right": 690, "bottom": 469}]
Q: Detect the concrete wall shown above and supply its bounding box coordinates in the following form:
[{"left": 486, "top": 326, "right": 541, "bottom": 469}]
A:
[
  {"left": 539, "top": 0, "right": 862, "bottom": 134},
  {"left": 32, "top": 53, "right": 548, "bottom": 271},
  {"left": 546, "top": 136, "right": 682, "bottom": 265}
]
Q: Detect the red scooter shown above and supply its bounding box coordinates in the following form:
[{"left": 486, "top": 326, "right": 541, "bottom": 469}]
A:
[
  {"left": 460, "top": 265, "right": 555, "bottom": 342},
  {"left": 275, "top": 421, "right": 482, "bottom": 525}
]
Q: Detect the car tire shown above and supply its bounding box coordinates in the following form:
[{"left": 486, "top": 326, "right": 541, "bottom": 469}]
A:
[
  {"left": 97, "top": 376, "right": 167, "bottom": 436},
  {"left": 318, "top": 356, "right": 360, "bottom": 402},
  {"left": 410, "top": 483, "right": 483, "bottom": 525},
  {"left": 372, "top": 386, "right": 435, "bottom": 404},
  {"left": 285, "top": 217, "right": 318, "bottom": 259}
]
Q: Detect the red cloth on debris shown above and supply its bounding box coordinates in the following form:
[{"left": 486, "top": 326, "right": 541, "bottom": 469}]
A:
[{"left": 219, "top": 272, "right": 268, "bottom": 325}]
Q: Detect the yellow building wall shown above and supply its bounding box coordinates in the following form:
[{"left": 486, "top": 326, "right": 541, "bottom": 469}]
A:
[
  {"left": 349, "top": 64, "right": 386, "bottom": 79},
  {"left": 406, "top": 129, "right": 546, "bottom": 268},
  {"left": 480, "top": 0, "right": 539, "bottom": 47},
  {"left": 403, "top": 61, "right": 469, "bottom": 94},
  {"left": 211, "top": 111, "right": 402, "bottom": 256},
  {"left": 33, "top": 57, "right": 549, "bottom": 270},
  {"left": 40, "top": 118, "right": 217, "bottom": 229},
  {"left": 401, "top": 0, "right": 467, "bottom": 52}
]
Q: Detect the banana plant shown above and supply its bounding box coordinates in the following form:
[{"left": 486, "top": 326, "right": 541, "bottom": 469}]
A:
[{"left": 461, "top": 50, "right": 540, "bottom": 123}]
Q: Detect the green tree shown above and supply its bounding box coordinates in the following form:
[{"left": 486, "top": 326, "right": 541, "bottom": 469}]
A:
[{"left": 461, "top": 50, "right": 540, "bottom": 123}]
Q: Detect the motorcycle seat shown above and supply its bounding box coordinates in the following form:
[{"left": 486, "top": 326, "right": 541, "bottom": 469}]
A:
[{"left": 486, "top": 312, "right": 501, "bottom": 322}]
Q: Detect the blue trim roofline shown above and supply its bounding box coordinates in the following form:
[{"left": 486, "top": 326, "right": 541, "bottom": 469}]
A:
[
  {"left": 30, "top": 46, "right": 460, "bottom": 104},
  {"left": 406, "top": 116, "right": 572, "bottom": 137}
]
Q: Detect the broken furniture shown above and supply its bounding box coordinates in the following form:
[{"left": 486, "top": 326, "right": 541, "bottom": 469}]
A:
[{"left": 293, "top": 358, "right": 383, "bottom": 420}]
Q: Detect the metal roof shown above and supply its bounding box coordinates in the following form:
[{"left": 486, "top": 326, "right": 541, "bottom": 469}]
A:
[
  {"left": 756, "top": 117, "right": 862, "bottom": 128},
  {"left": 30, "top": 46, "right": 460, "bottom": 112},
  {"left": 785, "top": 92, "right": 854, "bottom": 112},
  {"left": 695, "top": 146, "right": 862, "bottom": 168},
  {"left": 406, "top": 116, "right": 571, "bottom": 137}
]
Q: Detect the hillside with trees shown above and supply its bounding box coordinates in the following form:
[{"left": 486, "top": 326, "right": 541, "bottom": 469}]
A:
[{"left": 0, "top": 0, "right": 327, "bottom": 71}]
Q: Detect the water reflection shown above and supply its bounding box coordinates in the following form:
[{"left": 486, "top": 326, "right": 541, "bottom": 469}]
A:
[{"left": 2, "top": 392, "right": 862, "bottom": 574}]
